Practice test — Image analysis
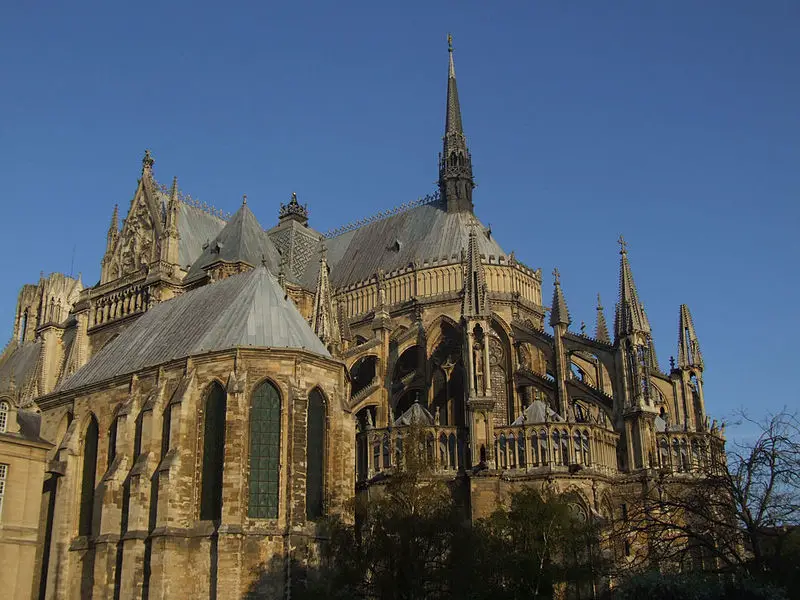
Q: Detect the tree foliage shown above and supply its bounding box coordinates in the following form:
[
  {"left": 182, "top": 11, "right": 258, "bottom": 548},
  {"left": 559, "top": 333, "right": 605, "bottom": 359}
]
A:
[{"left": 614, "top": 409, "right": 800, "bottom": 593}]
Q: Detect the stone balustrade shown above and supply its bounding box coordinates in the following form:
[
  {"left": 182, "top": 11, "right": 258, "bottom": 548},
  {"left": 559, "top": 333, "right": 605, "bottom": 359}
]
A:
[
  {"left": 89, "top": 285, "right": 150, "bottom": 329},
  {"left": 655, "top": 431, "right": 723, "bottom": 474},
  {"left": 492, "top": 422, "right": 620, "bottom": 474},
  {"left": 355, "top": 421, "right": 620, "bottom": 482},
  {"left": 356, "top": 425, "right": 466, "bottom": 482}
]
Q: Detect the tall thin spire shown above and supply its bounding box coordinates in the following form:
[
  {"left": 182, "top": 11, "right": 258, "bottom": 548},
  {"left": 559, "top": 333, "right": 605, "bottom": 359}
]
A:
[
  {"left": 595, "top": 293, "right": 611, "bottom": 343},
  {"left": 439, "top": 34, "right": 474, "bottom": 213},
  {"left": 107, "top": 204, "right": 119, "bottom": 242},
  {"left": 549, "top": 268, "right": 571, "bottom": 327},
  {"left": 614, "top": 235, "right": 651, "bottom": 339},
  {"left": 461, "top": 220, "right": 489, "bottom": 317},
  {"left": 311, "top": 241, "right": 341, "bottom": 351},
  {"left": 677, "top": 304, "right": 703, "bottom": 370}
]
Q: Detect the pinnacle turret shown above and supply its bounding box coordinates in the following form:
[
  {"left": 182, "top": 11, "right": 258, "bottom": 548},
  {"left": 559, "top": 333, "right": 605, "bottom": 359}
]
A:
[
  {"left": 461, "top": 221, "right": 488, "bottom": 317},
  {"left": 549, "top": 268, "right": 571, "bottom": 328},
  {"left": 677, "top": 304, "right": 703, "bottom": 370},
  {"left": 614, "top": 236, "right": 652, "bottom": 340},
  {"left": 107, "top": 205, "right": 119, "bottom": 243},
  {"left": 439, "top": 34, "right": 474, "bottom": 214},
  {"left": 311, "top": 241, "right": 341, "bottom": 351},
  {"left": 279, "top": 192, "right": 309, "bottom": 226},
  {"left": 595, "top": 293, "right": 611, "bottom": 343}
]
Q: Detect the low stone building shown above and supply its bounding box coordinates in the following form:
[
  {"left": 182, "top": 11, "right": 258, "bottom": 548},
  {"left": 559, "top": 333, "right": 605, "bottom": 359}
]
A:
[
  {"left": 0, "top": 398, "right": 52, "bottom": 598},
  {"left": 0, "top": 39, "right": 724, "bottom": 599}
]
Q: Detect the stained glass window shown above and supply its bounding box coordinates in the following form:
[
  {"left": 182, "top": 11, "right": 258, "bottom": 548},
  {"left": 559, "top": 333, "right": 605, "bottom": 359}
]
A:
[
  {"left": 200, "top": 383, "right": 226, "bottom": 521},
  {"left": 249, "top": 381, "right": 281, "bottom": 519},
  {"left": 306, "top": 389, "right": 325, "bottom": 520}
]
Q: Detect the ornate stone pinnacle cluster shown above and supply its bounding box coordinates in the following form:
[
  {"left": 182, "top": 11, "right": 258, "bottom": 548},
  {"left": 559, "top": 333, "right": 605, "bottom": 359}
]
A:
[{"left": 278, "top": 192, "right": 309, "bottom": 222}]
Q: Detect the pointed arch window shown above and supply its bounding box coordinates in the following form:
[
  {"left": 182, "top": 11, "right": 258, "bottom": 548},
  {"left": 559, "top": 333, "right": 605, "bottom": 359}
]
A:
[
  {"left": 306, "top": 388, "right": 325, "bottom": 520},
  {"left": 79, "top": 415, "right": 99, "bottom": 536},
  {"left": 249, "top": 381, "right": 281, "bottom": 519},
  {"left": 200, "top": 383, "right": 227, "bottom": 521}
]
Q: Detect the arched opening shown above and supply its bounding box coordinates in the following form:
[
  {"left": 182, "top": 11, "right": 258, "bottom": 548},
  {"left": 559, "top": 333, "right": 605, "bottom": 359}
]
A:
[
  {"left": 355, "top": 406, "right": 376, "bottom": 481},
  {"left": 248, "top": 381, "right": 281, "bottom": 519},
  {"left": 306, "top": 388, "right": 325, "bottom": 520},
  {"left": 200, "top": 382, "right": 227, "bottom": 521},
  {"left": 393, "top": 345, "right": 420, "bottom": 382},
  {"left": 108, "top": 416, "right": 119, "bottom": 469},
  {"left": 429, "top": 320, "right": 464, "bottom": 427},
  {"left": 431, "top": 368, "right": 447, "bottom": 424},
  {"left": 350, "top": 355, "right": 377, "bottom": 398},
  {"left": 489, "top": 322, "right": 514, "bottom": 424},
  {"left": 79, "top": 415, "right": 99, "bottom": 536}
]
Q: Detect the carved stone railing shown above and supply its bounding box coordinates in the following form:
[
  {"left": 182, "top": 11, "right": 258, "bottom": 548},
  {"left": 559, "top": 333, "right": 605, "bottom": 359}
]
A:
[
  {"left": 491, "top": 422, "right": 620, "bottom": 475},
  {"left": 88, "top": 284, "right": 150, "bottom": 329},
  {"left": 355, "top": 425, "right": 466, "bottom": 482},
  {"left": 655, "top": 431, "right": 724, "bottom": 474}
]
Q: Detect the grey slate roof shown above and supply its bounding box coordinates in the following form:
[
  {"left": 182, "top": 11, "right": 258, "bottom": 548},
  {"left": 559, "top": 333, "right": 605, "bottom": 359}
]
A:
[
  {"left": 0, "top": 340, "right": 41, "bottom": 396},
  {"left": 302, "top": 203, "right": 505, "bottom": 289},
  {"left": 56, "top": 266, "right": 329, "bottom": 393},
  {"left": 175, "top": 201, "right": 227, "bottom": 269},
  {"left": 186, "top": 203, "right": 282, "bottom": 281}
]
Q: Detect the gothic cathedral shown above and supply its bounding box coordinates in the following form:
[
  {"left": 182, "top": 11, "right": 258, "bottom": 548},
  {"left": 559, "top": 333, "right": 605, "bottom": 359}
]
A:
[{"left": 0, "top": 41, "right": 723, "bottom": 599}]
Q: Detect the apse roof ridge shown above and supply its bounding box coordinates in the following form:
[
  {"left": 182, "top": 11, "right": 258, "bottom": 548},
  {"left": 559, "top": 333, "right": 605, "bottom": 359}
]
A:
[{"left": 322, "top": 190, "right": 441, "bottom": 239}]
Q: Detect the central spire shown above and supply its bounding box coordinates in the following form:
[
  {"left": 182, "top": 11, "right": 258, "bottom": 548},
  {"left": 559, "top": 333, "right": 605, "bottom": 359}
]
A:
[{"left": 439, "top": 34, "right": 474, "bottom": 213}]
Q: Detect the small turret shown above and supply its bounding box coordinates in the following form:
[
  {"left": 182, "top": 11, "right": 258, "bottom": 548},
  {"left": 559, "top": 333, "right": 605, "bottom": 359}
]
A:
[
  {"left": 461, "top": 221, "right": 489, "bottom": 317},
  {"left": 311, "top": 241, "right": 341, "bottom": 352},
  {"left": 677, "top": 304, "right": 703, "bottom": 371},
  {"left": 106, "top": 204, "right": 119, "bottom": 249},
  {"left": 595, "top": 293, "right": 611, "bottom": 343},
  {"left": 278, "top": 192, "right": 309, "bottom": 226},
  {"left": 549, "top": 268, "right": 571, "bottom": 328}
]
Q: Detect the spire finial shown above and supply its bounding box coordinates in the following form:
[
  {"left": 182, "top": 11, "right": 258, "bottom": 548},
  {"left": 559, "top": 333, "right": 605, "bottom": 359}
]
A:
[
  {"left": 260, "top": 253, "right": 267, "bottom": 268},
  {"left": 439, "top": 33, "right": 473, "bottom": 213},
  {"left": 170, "top": 176, "right": 179, "bottom": 199},
  {"left": 142, "top": 149, "right": 154, "bottom": 174},
  {"left": 549, "top": 268, "right": 571, "bottom": 327},
  {"left": 596, "top": 293, "right": 603, "bottom": 310},
  {"left": 618, "top": 234, "right": 627, "bottom": 255}
]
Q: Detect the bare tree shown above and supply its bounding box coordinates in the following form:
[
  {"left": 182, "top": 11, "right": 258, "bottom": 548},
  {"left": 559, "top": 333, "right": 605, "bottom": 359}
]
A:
[{"left": 613, "top": 409, "right": 800, "bottom": 584}]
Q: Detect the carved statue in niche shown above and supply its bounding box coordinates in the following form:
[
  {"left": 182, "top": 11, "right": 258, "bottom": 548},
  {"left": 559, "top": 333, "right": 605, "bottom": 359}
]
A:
[{"left": 473, "top": 342, "right": 484, "bottom": 396}]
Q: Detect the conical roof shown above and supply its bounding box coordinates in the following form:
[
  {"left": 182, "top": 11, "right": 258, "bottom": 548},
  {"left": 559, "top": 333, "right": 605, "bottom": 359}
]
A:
[
  {"left": 56, "top": 266, "right": 328, "bottom": 392},
  {"left": 186, "top": 202, "right": 281, "bottom": 280}
]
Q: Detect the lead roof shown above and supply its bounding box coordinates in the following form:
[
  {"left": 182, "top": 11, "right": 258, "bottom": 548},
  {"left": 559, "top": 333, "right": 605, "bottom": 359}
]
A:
[{"left": 56, "top": 266, "right": 329, "bottom": 393}]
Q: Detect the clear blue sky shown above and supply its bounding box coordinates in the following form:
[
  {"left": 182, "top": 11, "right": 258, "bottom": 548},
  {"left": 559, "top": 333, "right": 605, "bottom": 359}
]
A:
[{"left": 1, "top": 1, "right": 797, "bottom": 440}]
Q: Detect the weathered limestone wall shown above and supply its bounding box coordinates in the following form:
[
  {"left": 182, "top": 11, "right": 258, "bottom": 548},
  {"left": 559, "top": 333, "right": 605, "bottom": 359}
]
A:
[{"left": 35, "top": 347, "right": 349, "bottom": 600}]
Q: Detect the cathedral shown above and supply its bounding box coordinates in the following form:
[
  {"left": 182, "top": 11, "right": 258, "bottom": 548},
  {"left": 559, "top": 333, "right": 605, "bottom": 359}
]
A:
[{"left": 0, "top": 40, "right": 724, "bottom": 599}]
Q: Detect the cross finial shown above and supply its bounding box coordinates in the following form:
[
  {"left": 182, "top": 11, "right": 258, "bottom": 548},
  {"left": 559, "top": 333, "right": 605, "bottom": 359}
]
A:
[
  {"left": 552, "top": 267, "right": 561, "bottom": 285},
  {"left": 447, "top": 33, "right": 453, "bottom": 52},
  {"left": 242, "top": 194, "right": 247, "bottom": 205},
  {"left": 618, "top": 235, "right": 627, "bottom": 255}
]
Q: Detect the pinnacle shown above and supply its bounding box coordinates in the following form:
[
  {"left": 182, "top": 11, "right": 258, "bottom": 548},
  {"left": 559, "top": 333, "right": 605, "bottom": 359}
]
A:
[{"left": 549, "top": 268, "right": 571, "bottom": 327}]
